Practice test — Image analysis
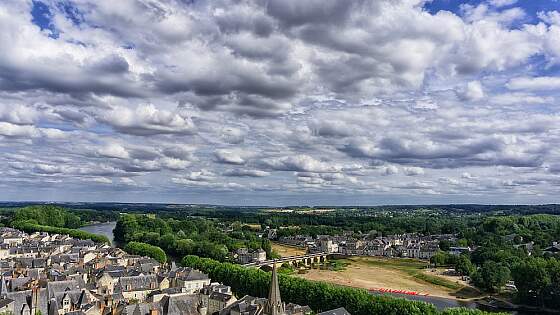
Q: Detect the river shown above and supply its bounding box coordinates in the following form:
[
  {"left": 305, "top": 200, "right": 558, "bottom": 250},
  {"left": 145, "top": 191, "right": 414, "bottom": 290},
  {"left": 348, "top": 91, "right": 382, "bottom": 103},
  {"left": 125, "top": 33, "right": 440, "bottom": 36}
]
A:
[{"left": 78, "top": 221, "right": 116, "bottom": 245}]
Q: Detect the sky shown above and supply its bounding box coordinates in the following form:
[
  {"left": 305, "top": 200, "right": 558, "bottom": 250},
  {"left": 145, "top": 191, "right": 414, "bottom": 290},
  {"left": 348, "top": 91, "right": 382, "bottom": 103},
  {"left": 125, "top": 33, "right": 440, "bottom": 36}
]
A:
[{"left": 1, "top": 0, "right": 560, "bottom": 206}]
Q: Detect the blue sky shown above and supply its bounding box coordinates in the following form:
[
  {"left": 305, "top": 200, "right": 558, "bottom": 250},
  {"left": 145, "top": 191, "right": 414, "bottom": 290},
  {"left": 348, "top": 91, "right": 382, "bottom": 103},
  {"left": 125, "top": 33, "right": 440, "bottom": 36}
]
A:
[
  {"left": 1, "top": 0, "right": 560, "bottom": 205},
  {"left": 425, "top": 0, "right": 559, "bottom": 17}
]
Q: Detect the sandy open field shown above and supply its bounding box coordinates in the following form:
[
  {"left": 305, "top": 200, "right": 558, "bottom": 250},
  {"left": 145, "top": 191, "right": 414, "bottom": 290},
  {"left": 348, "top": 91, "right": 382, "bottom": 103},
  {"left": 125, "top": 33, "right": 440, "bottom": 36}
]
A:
[
  {"left": 271, "top": 242, "right": 306, "bottom": 257},
  {"left": 293, "top": 257, "right": 476, "bottom": 299}
]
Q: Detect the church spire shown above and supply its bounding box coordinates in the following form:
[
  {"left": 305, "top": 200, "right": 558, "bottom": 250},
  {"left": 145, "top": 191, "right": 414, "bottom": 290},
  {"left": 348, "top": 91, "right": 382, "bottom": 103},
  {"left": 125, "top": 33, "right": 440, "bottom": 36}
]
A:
[
  {"left": 264, "top": 262, "right": 285, "bottom": 315},
  {"left": 0, "top": 275, "right": 7, "bottom": 298}
]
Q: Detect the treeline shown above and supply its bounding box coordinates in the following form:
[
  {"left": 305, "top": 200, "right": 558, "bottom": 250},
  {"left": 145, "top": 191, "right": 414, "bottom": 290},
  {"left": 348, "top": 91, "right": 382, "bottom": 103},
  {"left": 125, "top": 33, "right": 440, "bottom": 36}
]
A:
[
  {"left": 222, "top": 212, "right": 476, "bottom": 237},
  {"left": 10, "top": 205, "right": 118, "bottom": 229},
  {"left": 12, "top": 221, "right": 110, "bottom": 244},
  {"left": 13, "top": 205, "right": 82, "bottom": 228},
  {"left": 124, "top": 241, "right": 167, "bottom": 264},
  {"left": 182, "top": 255, "right": 503, "bottom": 315},
  {"left": 114, "top": 214, "right": 274, "bottom": 261}
]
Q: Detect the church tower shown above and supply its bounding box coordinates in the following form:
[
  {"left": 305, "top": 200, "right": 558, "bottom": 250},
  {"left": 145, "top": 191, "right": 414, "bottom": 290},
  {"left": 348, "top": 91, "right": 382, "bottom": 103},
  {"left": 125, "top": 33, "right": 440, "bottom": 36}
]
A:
[{"left": 264, "top": 262, "right": 285, "bottom": 315}]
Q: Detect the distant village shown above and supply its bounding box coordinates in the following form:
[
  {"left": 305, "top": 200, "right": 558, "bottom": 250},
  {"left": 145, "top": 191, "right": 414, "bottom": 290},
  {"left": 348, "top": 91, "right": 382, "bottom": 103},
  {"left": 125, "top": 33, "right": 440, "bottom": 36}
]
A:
[
  {"left": 0, "top": 227, "right": 348, "bottom": 315},
  {"left": 272, "top": 230, "right": 466, "bottom": 260}
]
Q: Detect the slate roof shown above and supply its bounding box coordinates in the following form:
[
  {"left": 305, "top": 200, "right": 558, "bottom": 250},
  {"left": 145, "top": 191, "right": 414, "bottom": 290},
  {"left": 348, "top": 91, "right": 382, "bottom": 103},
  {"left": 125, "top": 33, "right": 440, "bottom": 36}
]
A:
[
  {"left": 316, "top": 307, "right": 351, "bottom": 315},
  {"left": 7, "top": 288, "right": 49, "bottom": 315},
  {"left": 544, "top": 244, "right": 560, "bottom": 253},
  {"left": 209, "top": 292, "right": 233, "bottom": 303},
  {"left": 0, "top": 297, "right": 14, "bottom": 308},
  {"left": 160, "top": 294, "right": 199, "bottom": 315},
  {"left": 47, "top": 280, "right": 83, "bottom": 298},
  {"left": 118, "top": 275, "right": 158, "bottom": 292},
  {"left": 174, "top": 268, "right": 208, "bottom": 282},
  {"left": 219, "top": 295, "right": 266, "bottom": 315}
]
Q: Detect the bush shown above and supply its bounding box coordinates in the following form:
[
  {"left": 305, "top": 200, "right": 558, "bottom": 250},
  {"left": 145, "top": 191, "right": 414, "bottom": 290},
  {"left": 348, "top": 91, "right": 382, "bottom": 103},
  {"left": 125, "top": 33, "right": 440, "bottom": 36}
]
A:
[{"left": 125, "top": 241, "right": 167, "bottom": 264}]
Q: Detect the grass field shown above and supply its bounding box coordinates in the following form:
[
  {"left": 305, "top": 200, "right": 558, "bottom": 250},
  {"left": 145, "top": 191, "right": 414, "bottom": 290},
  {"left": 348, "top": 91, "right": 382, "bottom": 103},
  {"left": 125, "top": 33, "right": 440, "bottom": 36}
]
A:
[{"left": 293, "top": 256, "right": 481, "bottom": 300}]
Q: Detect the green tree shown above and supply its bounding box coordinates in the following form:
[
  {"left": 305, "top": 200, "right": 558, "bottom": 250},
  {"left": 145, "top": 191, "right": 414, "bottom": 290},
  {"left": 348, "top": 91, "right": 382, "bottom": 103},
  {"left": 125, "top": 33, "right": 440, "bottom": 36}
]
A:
[
  {"left": 455, "top": 255, "right": 475, "bottom": 276},
  {"left": 124, "top": 241, "right": 167, "bottom": 263},
  {"left": 511, "top": 257, "right": 551, "bottom": 306},
  {"left": 431, "top": 251, "right": 448, "bottom": 267},
  {"left": 472, "top": 261, "right": 510, "bottom": 293}
]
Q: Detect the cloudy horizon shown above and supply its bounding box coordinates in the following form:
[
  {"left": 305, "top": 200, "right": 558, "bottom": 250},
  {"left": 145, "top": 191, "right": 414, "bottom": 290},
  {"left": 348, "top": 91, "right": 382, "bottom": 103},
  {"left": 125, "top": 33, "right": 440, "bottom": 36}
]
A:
[{"left": 1, "top": 0, "right": 560, "bottom": 206}]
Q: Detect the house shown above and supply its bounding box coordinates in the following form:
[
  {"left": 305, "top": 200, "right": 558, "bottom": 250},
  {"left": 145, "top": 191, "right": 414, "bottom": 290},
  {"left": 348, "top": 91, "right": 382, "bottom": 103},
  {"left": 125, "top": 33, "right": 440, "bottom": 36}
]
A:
[
  {"left": 117, "top": 275, "right": 159, "bottom": 301},
  {"left": 235, "top": 249, "right": 266, "bottom": 264},
  {"left": 316, "top": 307, "right": 351, "bottom": 315},
  {"left": 319, "top": 240, "right": 338, "bottom": 254},
  {"left": 448, "top": 247, "right": 471, "bottom": 256},
  {"left": 171, "top": 269, "right": 210, "bottom": 294},
  {"left": 419, "top": 245, "right": 439, "bottom": 260},
  {"left": 544, "top": 242, "right": 560, "bottom": 255}
]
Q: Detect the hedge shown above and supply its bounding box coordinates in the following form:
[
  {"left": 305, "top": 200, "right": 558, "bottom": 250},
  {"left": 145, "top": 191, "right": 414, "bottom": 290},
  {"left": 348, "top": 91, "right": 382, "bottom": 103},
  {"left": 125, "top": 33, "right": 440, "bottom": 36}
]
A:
[{"left": 124, "top": 241, "right": 167, "bottom": 264}]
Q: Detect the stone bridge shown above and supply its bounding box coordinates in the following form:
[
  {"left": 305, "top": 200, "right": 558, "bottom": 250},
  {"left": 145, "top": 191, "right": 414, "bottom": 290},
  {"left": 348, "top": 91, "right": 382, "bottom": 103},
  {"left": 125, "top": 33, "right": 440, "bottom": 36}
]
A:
[{"left": 243, "top": 252, "right": 330, "bottom": 269}]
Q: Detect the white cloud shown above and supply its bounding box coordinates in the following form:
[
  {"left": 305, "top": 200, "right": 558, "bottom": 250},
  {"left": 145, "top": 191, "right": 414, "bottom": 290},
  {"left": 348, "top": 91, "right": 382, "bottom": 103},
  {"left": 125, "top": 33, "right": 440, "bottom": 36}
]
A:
[
  {"left": 403, "top": 167, "right": 425, "bottom": 176},
  {"left": 0, "top": 0, "right": 559, "bottom": 203},
  {"left": 458, "top": 81, "right": 484, "bottom": 101},
  {"left": 97, "top": 143, "right": 130, "bottom": 159},
  {"left": 488, "top": 0, "right": 518, "bottom": 8},
  {"left": 506, "top": 76, "right": 560, "bottom": 91},
  {"left": 97, "top": 104, "right": 196, "bottom": 136}
]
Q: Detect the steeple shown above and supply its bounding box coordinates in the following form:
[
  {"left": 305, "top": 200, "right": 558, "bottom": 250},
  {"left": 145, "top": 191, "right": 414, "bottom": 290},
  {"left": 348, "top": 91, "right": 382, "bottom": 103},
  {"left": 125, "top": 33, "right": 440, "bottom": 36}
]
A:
[
  {"left": 264, "top": 262, "right": 285, "bottom": 315},
  {"left": 0, "top": 275, "right": 7, "bottom": 298}
]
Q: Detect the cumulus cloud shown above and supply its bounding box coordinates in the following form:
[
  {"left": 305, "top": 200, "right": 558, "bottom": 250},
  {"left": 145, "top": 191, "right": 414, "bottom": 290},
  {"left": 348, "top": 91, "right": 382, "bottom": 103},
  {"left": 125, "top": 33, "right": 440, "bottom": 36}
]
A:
[
  {"left": 261, "top": 155, "right": 341, "bottom": 173},
  {"left": 457, "top": 81, "right": 484, "bottom": 101},
  {"left": 223, "top": 169, "right": 270, "bottom": 177},
  {"left": 97, "top": 143, "right": 130, "bottom": 159},
  {"left": 1, "top": 0, "right": 560, "bottom": 203},
  {"left": 97, "top": 104, "right": 195, "bottom": 136}
]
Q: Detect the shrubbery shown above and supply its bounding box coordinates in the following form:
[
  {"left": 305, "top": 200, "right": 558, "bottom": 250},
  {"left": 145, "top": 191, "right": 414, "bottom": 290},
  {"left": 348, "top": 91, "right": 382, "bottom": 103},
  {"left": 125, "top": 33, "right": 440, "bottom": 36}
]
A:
[{"left": 124, "top": 241, "right": 167, "bottom": 264}]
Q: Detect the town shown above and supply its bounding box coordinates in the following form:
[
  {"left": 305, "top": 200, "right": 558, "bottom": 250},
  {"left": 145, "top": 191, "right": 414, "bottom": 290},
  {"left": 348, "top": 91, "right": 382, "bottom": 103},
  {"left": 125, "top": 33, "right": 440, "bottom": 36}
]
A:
[
  {"left": 233, "top": 230, "right": 466, "bottom": 265},
  {"left": 0, "top": 227, "right": 348, "bottom": 315}
]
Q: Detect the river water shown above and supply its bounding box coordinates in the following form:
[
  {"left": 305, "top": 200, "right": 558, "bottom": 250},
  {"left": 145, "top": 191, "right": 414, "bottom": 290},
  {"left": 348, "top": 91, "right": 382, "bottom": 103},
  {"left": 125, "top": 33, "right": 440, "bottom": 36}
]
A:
[{"left": 79, "top": 221, "right": 116, "bottom": 245}]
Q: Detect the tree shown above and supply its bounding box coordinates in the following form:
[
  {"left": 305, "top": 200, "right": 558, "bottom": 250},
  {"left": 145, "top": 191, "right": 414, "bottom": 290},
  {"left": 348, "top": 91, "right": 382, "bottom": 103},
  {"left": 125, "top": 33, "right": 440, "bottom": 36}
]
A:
[
  {"left": 472, "top": 261, "right": 510, "bottom": 293},
  {"left": 431, "top": 251, "right": 448, "bottom": 267},
  {"left": 124, "top": 241, "right": 167, "bottom": 263},
  {"left": 455, "top": 255, "right": 475, "bottom": 276},
  {"left": 439, "top": 240, "right": 452, "bottom": 251},
  {"left": 511, "top": 257, "right": 551, "bottom": 307}
]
